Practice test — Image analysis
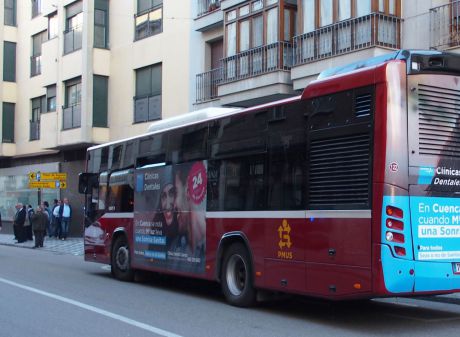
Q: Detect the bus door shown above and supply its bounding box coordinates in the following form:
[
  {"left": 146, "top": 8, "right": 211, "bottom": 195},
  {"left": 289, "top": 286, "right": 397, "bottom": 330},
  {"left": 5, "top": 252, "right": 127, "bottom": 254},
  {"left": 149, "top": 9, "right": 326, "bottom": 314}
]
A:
[{"left": 83, "top": 171, "right": 108, "bottom": 259}]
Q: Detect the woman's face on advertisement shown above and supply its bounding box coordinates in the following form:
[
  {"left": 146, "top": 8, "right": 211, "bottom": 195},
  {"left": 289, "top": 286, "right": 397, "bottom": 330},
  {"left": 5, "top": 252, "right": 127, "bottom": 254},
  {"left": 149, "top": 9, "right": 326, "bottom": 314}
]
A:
[{"left": 161, "top": 183, "right": 174, "bottom": 226}]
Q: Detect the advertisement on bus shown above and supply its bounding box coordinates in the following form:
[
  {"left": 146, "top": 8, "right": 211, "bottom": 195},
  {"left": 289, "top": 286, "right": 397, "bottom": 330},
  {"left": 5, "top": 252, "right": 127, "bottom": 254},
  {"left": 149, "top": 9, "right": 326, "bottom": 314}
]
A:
[
  {"left": 133, "top": 161, "right": 207, "bottom": 274},
  {"left": 411, "top": 160, "right": 460, "bottom": 262}
]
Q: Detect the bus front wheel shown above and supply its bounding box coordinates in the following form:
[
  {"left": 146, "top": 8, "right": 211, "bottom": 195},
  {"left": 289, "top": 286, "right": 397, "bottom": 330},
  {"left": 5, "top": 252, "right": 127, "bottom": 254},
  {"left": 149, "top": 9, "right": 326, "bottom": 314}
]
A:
[
  {"left": 111, "top": 235, "right": 135, "bottom": 282},
  {"left": 221, "top": 243, "right": 255, "bottom": 307}
]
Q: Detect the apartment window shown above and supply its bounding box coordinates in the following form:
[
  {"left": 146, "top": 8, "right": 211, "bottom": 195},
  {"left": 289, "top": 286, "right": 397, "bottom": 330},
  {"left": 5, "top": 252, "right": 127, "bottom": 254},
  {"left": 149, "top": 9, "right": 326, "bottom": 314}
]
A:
[
  {"left": 93, "top": 75, "right": 108, "bottom": 127},
  {"left": 30, "top": 96, "right": 45, "bottom": 141},
  {"left": 32, "top": 0, "right": 41, "bottom": 18},
  {"left": 225, "top": 0, "right": 294, "bottom": 57},
  {"left": 63, "top": 77, "right": 82, "bottom": 129},
  {"left": 2, "top": 103, "right": 15, "bottom": 143},
  {"left": 65, "top": 78, "right": 81, "bottom": 107},
  {"left": 31, "top": 30, "right": 47, "bottom": 77},
  {"left": 4, "top": 0, "right": 16, "bottom": 26},
  {"left": 46, "top": 85, "right": 56, "bottom": 112},
  {"left": 3, "top": 41, "right": 16, "bottom": 82},
  {"left": 135, "top": 0, "right": 163, "bottom": 40},
  {"left": 64, "top": 1, "right": 83, "bottom": 54},
  {"left": 134, "top": 63, "right": 162, "bottom": 123},
  {"left": 48, "top": 12, "right": 58, "bottom": 39},
  {"left": 95, "top": 0, "right": 109, "bottom": 48}
]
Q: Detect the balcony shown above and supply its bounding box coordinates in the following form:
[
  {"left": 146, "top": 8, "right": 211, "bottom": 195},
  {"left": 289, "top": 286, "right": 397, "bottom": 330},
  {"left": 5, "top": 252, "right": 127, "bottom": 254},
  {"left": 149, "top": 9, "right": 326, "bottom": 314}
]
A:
[
  {"left": 430, "top": 1, "right": 460, "bottom": 50},
  {"left": 197, "top": 0, "right": 221, "bottom": 17},
  {"left": 63, "top": 104, "right": 81, "bottom": 130},
  {"left": 31, "top": 55, "right": 42, "bottom": 77},
  {"left": 293, "top": 13, "right": 401, "bottom": 66},
  {"left": 196, "top": 42, "right": 294, "bottom": 106},
  {"left": 30, "top": 120, "right": 40, "bottom": 141},
  {"left": 196, "top": 67, "right": 222, "bottom": 103},
  {"left": 64, "top": 26, "right": 82, "bottom": 54}
]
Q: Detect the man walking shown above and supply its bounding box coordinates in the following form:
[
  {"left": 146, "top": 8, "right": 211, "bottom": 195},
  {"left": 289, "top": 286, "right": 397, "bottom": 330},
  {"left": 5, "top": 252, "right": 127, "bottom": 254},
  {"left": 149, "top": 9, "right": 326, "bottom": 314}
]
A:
[{"left": 59, "top": 198, "right": 72, "bottom": 240}]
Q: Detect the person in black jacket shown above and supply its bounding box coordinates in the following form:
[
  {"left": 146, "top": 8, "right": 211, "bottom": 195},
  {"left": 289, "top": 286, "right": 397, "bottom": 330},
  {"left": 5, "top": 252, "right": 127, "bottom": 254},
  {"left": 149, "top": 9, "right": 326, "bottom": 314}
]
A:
[{"left": 13, "top": 203, "right": 27, "bottom": 243}]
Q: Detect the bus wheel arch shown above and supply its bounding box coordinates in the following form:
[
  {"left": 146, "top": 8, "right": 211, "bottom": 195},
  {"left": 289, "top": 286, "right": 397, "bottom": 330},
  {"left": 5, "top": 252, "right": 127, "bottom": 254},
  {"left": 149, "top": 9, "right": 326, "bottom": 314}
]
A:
[
  {"left": 218, "top": 234, "right": 256, "bottom": 307},
  {"left": 111, "top": 231, "right": 135, "bottom": 282}
]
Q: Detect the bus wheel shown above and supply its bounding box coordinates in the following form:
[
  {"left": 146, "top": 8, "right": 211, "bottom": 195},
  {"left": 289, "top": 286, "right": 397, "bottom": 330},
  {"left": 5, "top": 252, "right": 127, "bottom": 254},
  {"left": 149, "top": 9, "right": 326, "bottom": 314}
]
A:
[
  {"left": 111, "top": 236, "right": 134, "bottom": 282},
  {"left": 221, "top": 243, "right": 255, "bottom": 307}
]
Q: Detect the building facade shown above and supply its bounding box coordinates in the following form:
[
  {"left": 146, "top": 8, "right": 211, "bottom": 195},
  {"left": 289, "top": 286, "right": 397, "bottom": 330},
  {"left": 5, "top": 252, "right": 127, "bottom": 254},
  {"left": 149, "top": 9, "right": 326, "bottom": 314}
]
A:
[
  {"left": 0, "top": 0, "right": 196, "bottom": 233},
  {"left": 0, "top": 0, "right": 459, "bottom": 234},
  {"left": 193, "top": 0, "right": 460, "bottom": 108}
]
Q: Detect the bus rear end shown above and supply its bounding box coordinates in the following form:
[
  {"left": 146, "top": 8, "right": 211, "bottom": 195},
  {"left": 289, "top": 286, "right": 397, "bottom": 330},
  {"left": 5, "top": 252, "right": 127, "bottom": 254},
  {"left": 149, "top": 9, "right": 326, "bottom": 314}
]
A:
[{"left": 379, "top": 51, "right": 460, "bottom": 296}]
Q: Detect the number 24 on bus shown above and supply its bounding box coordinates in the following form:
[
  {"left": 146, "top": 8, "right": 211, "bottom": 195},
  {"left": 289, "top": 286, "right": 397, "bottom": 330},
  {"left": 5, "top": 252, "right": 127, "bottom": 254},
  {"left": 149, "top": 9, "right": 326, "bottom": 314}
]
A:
[{"left": 79, "top": 50, "right": 460, "bottom": 307}]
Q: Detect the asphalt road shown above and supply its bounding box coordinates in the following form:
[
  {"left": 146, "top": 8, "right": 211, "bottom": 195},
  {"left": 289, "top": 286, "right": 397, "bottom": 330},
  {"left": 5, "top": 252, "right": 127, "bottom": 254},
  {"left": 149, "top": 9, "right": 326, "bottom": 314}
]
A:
[{"left": 1, "top": 245, "right": 460, "bottom": 337}]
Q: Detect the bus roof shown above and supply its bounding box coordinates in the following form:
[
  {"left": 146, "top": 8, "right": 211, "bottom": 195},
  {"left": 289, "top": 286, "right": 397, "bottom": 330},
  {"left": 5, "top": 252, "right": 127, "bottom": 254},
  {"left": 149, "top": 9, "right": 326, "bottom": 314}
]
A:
[
  {"left": 87, "top": 95, "right": 303, "bottom": 152},
  {"left": 317, "top": 49, "right": 460, "bottom": 80}
]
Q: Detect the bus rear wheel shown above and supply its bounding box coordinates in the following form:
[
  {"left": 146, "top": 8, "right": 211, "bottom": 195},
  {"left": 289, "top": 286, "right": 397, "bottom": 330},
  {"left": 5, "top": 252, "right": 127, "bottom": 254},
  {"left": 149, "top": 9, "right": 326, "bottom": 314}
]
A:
[
  {"left": 221, "top": 242, "right": 255, "bottom": 307},
  {"left": 111, "top": 235, "right": 134, "bottom": 282}
]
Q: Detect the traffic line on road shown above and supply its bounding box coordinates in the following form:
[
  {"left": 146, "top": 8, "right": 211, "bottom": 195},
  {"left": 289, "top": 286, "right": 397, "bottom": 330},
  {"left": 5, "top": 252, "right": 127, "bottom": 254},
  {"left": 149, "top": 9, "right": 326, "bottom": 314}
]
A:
[{"left": 0, "top": 276, "right": 183, "bottom": 337}]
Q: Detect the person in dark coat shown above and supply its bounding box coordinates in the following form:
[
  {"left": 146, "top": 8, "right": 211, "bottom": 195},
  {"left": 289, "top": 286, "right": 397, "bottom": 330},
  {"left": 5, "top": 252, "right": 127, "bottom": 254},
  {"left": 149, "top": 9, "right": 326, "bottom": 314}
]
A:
[
  {"left": 13, "top": 203, "right": 27, "bottom": 243},
  {"left": 26, "top": 204, "right": 34, "bottom": 240},
  {"left": 31, "top": 205, "right": 48, "bottom": 248}
]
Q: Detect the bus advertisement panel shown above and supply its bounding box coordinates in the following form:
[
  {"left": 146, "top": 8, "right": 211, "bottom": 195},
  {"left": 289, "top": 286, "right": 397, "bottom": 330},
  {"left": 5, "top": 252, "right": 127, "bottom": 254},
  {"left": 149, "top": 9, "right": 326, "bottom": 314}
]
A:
[{"left": 133, "top": 162, "right": 207, "bottom": 274}]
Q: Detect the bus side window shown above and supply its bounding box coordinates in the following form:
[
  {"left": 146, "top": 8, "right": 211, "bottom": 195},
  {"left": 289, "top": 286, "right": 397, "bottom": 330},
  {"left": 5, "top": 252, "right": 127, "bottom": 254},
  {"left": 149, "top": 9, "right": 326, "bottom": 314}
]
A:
[
  {"left": 207, "top": 155, "right": 267, "bottom": 211},
  {"left": 106, "top": 170, "right": 134, "bottom": 212}
]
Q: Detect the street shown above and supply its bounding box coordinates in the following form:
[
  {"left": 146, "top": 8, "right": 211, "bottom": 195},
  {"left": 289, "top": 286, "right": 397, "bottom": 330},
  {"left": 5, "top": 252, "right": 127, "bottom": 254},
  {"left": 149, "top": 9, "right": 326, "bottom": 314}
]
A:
[{"left": 1, "top": 245, "right": 460, "bottom": 337}]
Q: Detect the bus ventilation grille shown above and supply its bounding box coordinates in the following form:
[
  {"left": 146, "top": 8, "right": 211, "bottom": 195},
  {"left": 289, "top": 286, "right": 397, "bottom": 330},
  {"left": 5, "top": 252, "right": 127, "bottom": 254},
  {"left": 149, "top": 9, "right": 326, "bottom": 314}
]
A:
[
  {"left": 355, "top": 93, "right": 372, "bottom": 118},
  {"left": 308, "top": 133, "right": 371, "bottom": 208},
  {"left": 418, "top": 83, "right": 460, "bottom": 158}
]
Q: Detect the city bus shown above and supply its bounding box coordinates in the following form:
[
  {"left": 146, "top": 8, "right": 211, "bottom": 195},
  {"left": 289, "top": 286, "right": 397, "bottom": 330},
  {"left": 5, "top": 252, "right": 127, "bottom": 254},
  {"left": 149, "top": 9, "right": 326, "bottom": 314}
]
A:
[{"left": 79, "top": 50, "right": 460, "bottom": 306}]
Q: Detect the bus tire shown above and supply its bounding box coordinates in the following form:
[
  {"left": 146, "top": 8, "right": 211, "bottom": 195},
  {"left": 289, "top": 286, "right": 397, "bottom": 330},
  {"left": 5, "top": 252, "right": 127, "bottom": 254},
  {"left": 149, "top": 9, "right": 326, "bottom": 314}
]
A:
[
  {"left": 111, "top": 235, "right": 134, "bottom": 282},
  {"left": 221, "top": 242, "right": 255, "bottom": 307}
]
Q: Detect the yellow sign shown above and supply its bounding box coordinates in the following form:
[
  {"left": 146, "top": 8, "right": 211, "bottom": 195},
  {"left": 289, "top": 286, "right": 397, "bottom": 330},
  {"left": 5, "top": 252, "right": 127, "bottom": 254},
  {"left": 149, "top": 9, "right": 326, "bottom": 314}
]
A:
[
  {"left": 56, "top": 181, "right": 67, "bottom": 189},
  {"left": 29, "top": 172, "right": 67, "bottom": 182},
  {"left": 41, "top": 172, "right": 67, "bottom": 181},
  {"left": 28, "top": 181, "right": 58, "bottom": 189}
]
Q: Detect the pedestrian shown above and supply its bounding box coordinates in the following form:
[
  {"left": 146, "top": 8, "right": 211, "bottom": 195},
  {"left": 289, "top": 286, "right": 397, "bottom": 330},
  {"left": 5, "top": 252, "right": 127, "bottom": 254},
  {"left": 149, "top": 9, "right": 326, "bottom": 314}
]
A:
[
  {"left": 42, "top": 201, "right": 51, "bottom": 237},
  {"left": 26, "top": 204, "right": 34, "bottom": 241},
  {"left": 59, "top": 198, "right": 72, "bottom": 240},
  {"left": 30, "top": 205, "right": 47, "bottom": 248},
  {"left": 13, "top": 203, "right": 27, "bottom": 243},
  {"left": 52, "top": 199, "right": 61, "bottom": 239}
]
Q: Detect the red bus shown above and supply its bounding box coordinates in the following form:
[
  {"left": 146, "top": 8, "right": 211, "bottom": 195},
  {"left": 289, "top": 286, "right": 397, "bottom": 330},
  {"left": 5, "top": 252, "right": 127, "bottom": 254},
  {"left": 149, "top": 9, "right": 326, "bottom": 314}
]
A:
[{"left": 79, "top": 50, "right": 460, "bottom": 306}]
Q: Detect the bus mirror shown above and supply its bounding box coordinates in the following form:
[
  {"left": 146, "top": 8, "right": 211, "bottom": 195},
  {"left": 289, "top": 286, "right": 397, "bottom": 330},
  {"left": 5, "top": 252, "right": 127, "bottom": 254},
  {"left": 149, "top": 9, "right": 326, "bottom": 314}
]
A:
[{"left": 78, "top": 173, "right": 98, "bottom": 194}]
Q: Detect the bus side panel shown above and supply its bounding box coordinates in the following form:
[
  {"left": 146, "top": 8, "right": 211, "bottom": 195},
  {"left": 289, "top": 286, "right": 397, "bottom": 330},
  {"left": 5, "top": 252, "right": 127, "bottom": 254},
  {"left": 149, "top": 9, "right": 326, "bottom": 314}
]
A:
[{"left": 304, "top": 217, "right": 372, "bottom": 297}]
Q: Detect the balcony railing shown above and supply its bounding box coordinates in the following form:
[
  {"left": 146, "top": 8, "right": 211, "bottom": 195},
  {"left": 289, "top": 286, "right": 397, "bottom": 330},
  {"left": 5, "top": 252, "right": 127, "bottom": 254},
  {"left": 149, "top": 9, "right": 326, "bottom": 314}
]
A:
[
  {"left": 222, "top": 41, "right": 292, "bottom": 83},
  {"left": 64, "top": 26, "right": 82, "bottom": 54},
  {"left": 134, "top": 94, "right": 162, "bottom": 123},
  {"left": 63, "top": 104, "right": 81, "bottom": 130},
  {"left": 293, "top": 13, "right": 401, "bottom": 66},
  {"left": 197, "top": 0, "right": 221, "bottom": 17},
  {"left": 430, "top": 0, "right": 460, "bottom": 50},
  {"left": 195, "top": 42, "right": 292, "bottom": 103},
  {"left": 196, "top": 67, "right": 222, "bottom": 103},
  {"left": 31, "top": 55, "right": 42, "bottom": 77},
  {"left": 30, "top": 120, "right": 40, "bottom": 141}
]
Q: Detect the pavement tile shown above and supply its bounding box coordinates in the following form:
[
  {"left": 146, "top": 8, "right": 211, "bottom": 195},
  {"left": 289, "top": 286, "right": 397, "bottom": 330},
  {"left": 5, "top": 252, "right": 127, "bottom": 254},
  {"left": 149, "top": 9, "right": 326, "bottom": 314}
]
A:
[{"left": 0, "top": 233, "right": 83, "bottom": 256}]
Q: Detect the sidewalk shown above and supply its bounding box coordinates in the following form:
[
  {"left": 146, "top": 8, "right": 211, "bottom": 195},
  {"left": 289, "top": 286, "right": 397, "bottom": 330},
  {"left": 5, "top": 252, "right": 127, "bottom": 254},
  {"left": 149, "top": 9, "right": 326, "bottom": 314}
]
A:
[{"left": 0, "top": 233, "right": 83, "bottom": 256}]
